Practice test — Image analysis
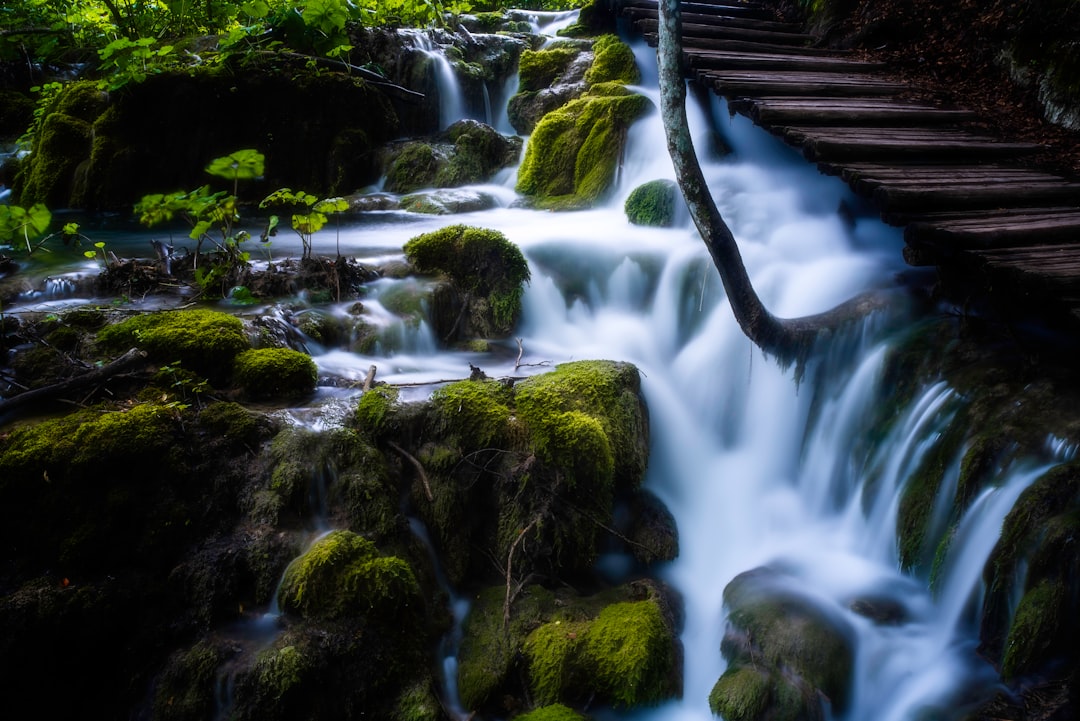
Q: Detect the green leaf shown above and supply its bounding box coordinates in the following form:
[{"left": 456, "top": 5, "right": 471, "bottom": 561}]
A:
[
  {"left": 84, "top": 250, "right": 97, "bottom": 259},
  {"left": 62, "top": 222, "right": 80, "bottom": 235},
  {"left": 26, "top": 204, "right": 52, "bottom": 236},
  {"left": 205, "top": 149, "right": 265, "bottom": 182},
  {"left": 314, "top": 197, "right": 349, "bottom": 213}
]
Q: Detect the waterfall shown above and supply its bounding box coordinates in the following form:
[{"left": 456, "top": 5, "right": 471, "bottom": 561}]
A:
[
  {"left": 303, "top": 29, "right": 1065, "bottom": 720},
  {"left": 404, "top": 30, "right": 466, "bottom": 130}
]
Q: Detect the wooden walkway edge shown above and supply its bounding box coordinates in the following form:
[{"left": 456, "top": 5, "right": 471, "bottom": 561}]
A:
[{"left": 622, "top": 0, "right": 1080, "bottom": 325}]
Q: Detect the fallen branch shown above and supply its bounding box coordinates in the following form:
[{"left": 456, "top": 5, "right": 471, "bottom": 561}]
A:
[
  {"left": 0, "top": 348, "right": 148, "bottom": 420},
  {"left": 504, "top": 516, "right": 541, "bottom": 627},
  {"left": 387, "top": 440, "right": 434, "bottom": 502},
  {"left": 258, "top": 51, "right": 425, "bottom": 102}
]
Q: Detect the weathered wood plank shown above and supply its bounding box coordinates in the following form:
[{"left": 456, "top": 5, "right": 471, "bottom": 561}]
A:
[
  {"left": 700, "top": 70, "right": 908, "bottom": 97},
  {"left": 642, "top": 21, "right": 815, "bottom": 45},
  {"left": 906, "top": 213, "right": 1080, "bottom": 249},
  {"left": 852, "top": 171, "right": 1066, "bottom": 193},
  {"left": 686, "top": 50, "right": 885, "bottom": 73},
  {"left": 641, "top": 31, "right": 842, "bottom": 56},
  {"left": 746, "top": 104, "right": 977, "bottom": 125},
  {"left": 873, "top": 182, "right": 1080, "bottom": 212},
  {"left": 623, "top": 0, "right": 772, "bottom": 20}
]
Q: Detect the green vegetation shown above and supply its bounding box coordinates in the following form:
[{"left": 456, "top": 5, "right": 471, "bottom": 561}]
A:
[
  {"left": 625, "top": 179, "right": 678, "bottom": 227},
  {"left": 404, "top": 224, "right": 530, "bottom": 336},
  {"left": 515, "top": 705, "right": 590, "bottom": 721},
  {"left": 96, "top": 308, "right": 250, "bottom": 380},
  {"left": 233, "top": 348, "right": 318, "bottom": 399},
  {"left": 277, "top": 529, "right": 421, "bottom": 621}
]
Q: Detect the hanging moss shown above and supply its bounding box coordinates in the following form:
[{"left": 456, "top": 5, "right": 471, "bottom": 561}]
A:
[
  {"left": 16, "top": 112, "right": 93, "bottom": 207},
  {"left": 1002, "top": 578, "right": 1069, "bottom": 680},
  {"left": 233, "top": 347, "right": 317, "bottom": 399},
  {"left": 515, "top": 90, "right": 652, "bottom": 210},
  {"left": 392, "top": 680, "right": 443, "bottom": 721},
  {"left": 96, "top": 309, "right": 250, "bottom": 382},
  {"left": 625, "top": 179, "right": 678, "bottom": 227},
  {"left": 152, "top": 640, "right": 226, "bottom": 721},
  {"left": 277, "top": 529, "right": 421, "bottom": 622}
]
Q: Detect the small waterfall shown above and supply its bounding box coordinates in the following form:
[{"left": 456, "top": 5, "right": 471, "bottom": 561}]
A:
[{"left": 404, "top": 30, "right": 465, "bottom": 130}]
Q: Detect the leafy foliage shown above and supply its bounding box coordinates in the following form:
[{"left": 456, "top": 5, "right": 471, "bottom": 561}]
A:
[{"left": 259, "top": 188, "right": 349, "bottom": 259}]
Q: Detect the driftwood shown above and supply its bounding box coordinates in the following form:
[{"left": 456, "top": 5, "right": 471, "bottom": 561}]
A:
[{"left": 0, "top": 348, "right": 148, "bottom": 420}]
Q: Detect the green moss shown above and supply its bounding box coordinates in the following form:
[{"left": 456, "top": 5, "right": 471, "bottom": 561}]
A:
[
  {"left": 524, "top": 619, "right": 590, "bottom": 705},
  {"left": 519, "top": 47, "right": 579, "bottom": 92},
  {"left": 515, "top": 92, "right": 652, "bottom": 210},
  {"left": 708, "top": 665, "right": 773, "bottom": 721},
  {"left": 582, "top": 600, "right": 672, "bottom": 707},
  {"left": 253, "top": 644, "right": 309, "bottom": 702},
  {"left": 584, "top": 35, "right": 640, "bottom": 86},
  {"left": 393, "top": 680, "right": 442, "bottom": 721},
  {"left": 53, "top": 81, "right": 108, "bottom": 122},
  {"left": 196, "top": 401, "right": 264, "bottom": 445},
  {"left": 404, "top": 224, "right": 530, "bottom": 334},
  {"left": 431, "top": 379, "right": 514, "bottom": 449},
  {"left": 355, "top": 385, "right": 401, "bottom": 437},
  {"left": 152, "top": 641, "right": 225, "bottom": 721},
  {"left": 277, "top": 529, "right": 421, "bottom": 621},
  {"left": 233, "top": 347, "right": 317, "bottom": 399},
  {"left": 17, "top": 111, "right": 92, "bottom": 207},
  {"left": 97, "top": 309, "right": 250, "bottom": 381},
  {"left": 515, "top": 704, "right": 590, "bottom": 721},
  {"left": 515, "top": 360, "right": 648, "bottom": 487},
  {"left": 384, "top": 143, "right": 442, "bottom": 194},
  {"left": 1002, "top": 578, "right": 1067, "bottom": 679},
  {"left": 625, "top": 179, "right": 678, "bottom": 227}
]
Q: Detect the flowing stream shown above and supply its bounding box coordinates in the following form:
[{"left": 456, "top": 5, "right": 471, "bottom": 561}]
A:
[{"left": 3, "top": 14, "right": 1070, "bottom": 721}]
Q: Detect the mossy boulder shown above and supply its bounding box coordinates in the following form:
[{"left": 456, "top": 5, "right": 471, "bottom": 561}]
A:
[
  {"left": 277, "top": 529, "right": 422, "bottom": 622},
  {"left": 515, "top": 88, "right": 652, "bottom": 210},
  {"left": 404, "top": 224, "right": 530, "bottom": 341},
  {"left": 507, "top": 41, "right": 594, "bottom": 135},
  {"left": 625, "top": 179, "right": 678, "bottom": 227},
  {"left": 96, "top": 309, "right": 250, "bottom": 382},
  {"left": 583, "top": 34, "right": 641, "bottom": 86},
  {"left": 382, "top": 119, "right": 522, "bottom": 194},
  {"left": 459, "top": 581, "right": 678, "bottom": 715},
  {"left": 16, "top": 111, "right": 93, "bottom": 208},
  {"left": 712, "top": 568, "right": 855, "bottom": 721},
  {"left": 233, "top": 347, "right": 317, "bottom": 400}
]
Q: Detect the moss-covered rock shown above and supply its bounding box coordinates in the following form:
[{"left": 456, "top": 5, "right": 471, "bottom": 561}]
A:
[
  {"left": 515, "top": 89, "right": 652, "bottom": 210},
  {"left": 233, "top": 347, "right": 317, "bottom": 399},
  {"left": 16, "top": 111, "right": 93, "bottom": 208},
  {"left": 383, "top": 120, "right": 522, "bottom": 194},
  {"left": 507, "top": 41, "right": 593, "bottom": 135},
  {"left": 625, "top": 179, "right": 678, "bottom": 227},
  {"left": 96, "top": 309, "right": 250, "bottom": 382},
  {"left": 277, "top": 529, "right": 421, "bottom": 622},
  {"left": 583, "top": 34, "right": 640, "bottom": 86},
  {"left": 404, "top": 223, "right": 530, "bottom": 341},
  {"left": 714, "top": 567, "right": 855, "bottom": 721},
  {"left": 459, "top": 581, "right": 678, "bottom": 715}
]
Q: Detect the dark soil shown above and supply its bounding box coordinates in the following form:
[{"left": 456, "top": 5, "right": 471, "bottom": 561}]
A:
[{"left": 777, "top": 0, "right": 1080, "bottom": 179}]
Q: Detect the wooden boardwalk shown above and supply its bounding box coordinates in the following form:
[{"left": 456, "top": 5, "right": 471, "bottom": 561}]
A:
[{"left": 621, "top": 0, "right": 1080, "bottom": 324}]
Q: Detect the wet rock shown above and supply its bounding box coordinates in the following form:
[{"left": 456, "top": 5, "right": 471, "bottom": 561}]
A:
[
  {"left": 625, "top": 179, "right": 678, "bottom": 228},
  {"left": 400, "top": 187, "right": 501, "bottom": 215},
  {"left": 711, "top": 567, "right": 856, "bottom": 721},
  {"left": 507, "top": 40, "right": 593, "bottom": 135},
  {"left": 232, "top": 347, "right": 317, "bottom": 400},
  {"left": 382, "top": 119, "right": 522, "bottom": 194}
]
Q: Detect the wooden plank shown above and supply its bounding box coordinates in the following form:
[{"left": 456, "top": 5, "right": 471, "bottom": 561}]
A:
[
  {"left": 701, "top": 71, "right": 908, "bottom": 97},
  {"left": 640, "top": 31, "right": 843, "bottom": 56},
  {"left": 640, "top": 21, "right": 815, "bottom": 45},
  {"left": 873, "top": 182, "right": 1080, "bottom": 212},
  {"left": 794, "top": 132, "right": 1044, "bottom": 162},
  {"left": 622, "top": 0, "right": 773, "bottom": 20},
  {"left": 852, "top": 171, "right": 1067, "bottom": 193},
  {"left": 884, "top": 205, "right": 1080, "bottom": 226},
  {"left": 624, "top": 8, "right": 782, "bottom": 25},
  {"left": 686, "top": 50, "right": 885, "bottom": 73},
  {"left": 906, "top": 213, "right": 1080, "bottom": 249},
  {"left": 746, "top": 104, "right": 977, "bottom": 126}
]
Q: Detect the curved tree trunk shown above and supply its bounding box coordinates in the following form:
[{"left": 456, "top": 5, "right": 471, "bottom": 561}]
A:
[{"left": 656, "top": 0, "right": 887, "bottom": 369}]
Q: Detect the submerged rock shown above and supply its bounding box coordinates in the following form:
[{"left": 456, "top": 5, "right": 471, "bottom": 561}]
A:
[{"left": 625, "top": 179, "right": 679, "bottom": 227}]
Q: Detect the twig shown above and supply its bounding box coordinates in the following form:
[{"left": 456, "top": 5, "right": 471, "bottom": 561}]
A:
[
  {"left": 257, "top": 51, "right": 425, "bottom": 102},
  {"left": 515, "top": 337, "right": 524, "bottom": 371},
  {"left": 387, "top": 440, "right": 434, "bottom": 502},
  {"left": 361, "top": 364, "right": 377, "bottom": 392},
  {"left": 504, "top": 516, "right": 540, "bottom": 627},
  {"left": 0, "top": 348, "right": 148, "bottom": 420}
]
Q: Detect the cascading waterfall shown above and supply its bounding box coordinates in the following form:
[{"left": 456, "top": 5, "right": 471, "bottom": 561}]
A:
[
  {"left": 299, "top": 27, "right": 1069, "bottom": 720},
  {"left": 404, "top": 30, "right": 466, "bottom": 130}
]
